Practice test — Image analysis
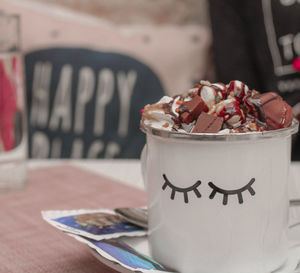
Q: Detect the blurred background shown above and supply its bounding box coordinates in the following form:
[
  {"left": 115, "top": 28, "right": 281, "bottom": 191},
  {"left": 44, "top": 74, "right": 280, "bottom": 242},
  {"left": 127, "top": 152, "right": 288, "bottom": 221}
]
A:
[
  {"left": 2, "top": 0, "right": 213, "bottom": 160},
  {"left": 1, "top": 0, "right": 299, "bottom": 160}
]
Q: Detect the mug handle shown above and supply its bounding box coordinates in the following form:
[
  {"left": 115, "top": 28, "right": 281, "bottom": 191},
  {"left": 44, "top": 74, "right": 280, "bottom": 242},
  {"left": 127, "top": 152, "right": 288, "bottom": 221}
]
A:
[{"left": 140, "top": 145, "right": 147, "bottom": 189}]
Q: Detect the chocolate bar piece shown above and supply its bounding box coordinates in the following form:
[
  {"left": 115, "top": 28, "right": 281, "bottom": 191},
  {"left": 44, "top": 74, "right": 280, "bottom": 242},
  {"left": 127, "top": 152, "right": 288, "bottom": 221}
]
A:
[
  {"left": 192, "top": 112, "right": 223, "bottom": 133},
  {"left": 250, "top": 92, "right": 293, "bottom": 129},
  {"left": 180, "top": 95, "right": 207, "bottom": 124}
]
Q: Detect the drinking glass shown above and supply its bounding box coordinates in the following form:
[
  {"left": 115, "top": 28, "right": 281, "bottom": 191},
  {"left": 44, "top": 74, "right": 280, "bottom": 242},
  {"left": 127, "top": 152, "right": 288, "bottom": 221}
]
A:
[{"left": 0, "top": 12, "right": 27, "bottom": 192}]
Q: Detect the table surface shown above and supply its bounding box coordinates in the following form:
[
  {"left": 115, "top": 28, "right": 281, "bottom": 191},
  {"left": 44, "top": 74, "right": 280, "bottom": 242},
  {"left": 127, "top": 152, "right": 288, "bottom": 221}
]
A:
[
  {"left": 29, "top": 159, "right": 300, "bottom": 197},
  {"left": 0, "top": 160, "right": 148, "bottom": 273},
  {"left": 28, "top": 159, "right": 145, "bottom": 190},
  {"left": 1, "top": 159, "right": 300, "bottom": 273}
]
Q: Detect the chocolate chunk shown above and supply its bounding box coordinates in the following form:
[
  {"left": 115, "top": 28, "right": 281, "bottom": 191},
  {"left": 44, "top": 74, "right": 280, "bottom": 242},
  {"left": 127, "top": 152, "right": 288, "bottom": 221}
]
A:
[
  {"left": 192, "top": 112, "right": 223, "bottom": 133},
  {"left": 180, "top": 95, "right": 208, "bottom": 124},
  {"left": 250, "top": 92, "right": 293, "bottom": 129}
]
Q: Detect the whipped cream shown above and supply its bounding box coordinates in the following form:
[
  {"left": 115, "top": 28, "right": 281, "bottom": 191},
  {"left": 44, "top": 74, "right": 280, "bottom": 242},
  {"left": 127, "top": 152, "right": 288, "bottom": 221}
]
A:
[{"left": 141, "top": 80, "right": 293, "bottom": 134}]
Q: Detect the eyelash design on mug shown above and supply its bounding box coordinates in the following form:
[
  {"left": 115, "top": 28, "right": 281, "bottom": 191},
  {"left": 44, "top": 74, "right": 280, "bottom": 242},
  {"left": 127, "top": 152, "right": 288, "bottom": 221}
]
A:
[
  {"left": 208, "top": 178, "right": 255, "bottom": 205},
  {"left": 162, "top": 174, "right": 201, "bottom": 203}
]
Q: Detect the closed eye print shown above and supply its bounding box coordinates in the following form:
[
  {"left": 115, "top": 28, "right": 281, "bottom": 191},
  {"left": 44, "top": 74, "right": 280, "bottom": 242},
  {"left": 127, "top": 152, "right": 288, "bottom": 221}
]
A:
[
  {"left": 162, "top": 174, "right": 201, "bottom": 203},
  {"left": 208, "top": 178, "right": 255, "bottom": 205}
]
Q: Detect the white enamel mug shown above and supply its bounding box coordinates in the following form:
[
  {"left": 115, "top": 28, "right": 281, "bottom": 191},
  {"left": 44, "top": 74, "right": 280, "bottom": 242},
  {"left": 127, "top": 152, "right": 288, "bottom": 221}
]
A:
[{"left": 141, "top": 119, "right": 299, "bottom": 273}]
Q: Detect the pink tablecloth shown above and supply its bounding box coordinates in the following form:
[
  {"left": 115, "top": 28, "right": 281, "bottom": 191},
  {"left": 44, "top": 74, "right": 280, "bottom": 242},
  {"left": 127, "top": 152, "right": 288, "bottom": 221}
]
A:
[{"left": 0, "top": 166, "right": 147, "bottom": 273}]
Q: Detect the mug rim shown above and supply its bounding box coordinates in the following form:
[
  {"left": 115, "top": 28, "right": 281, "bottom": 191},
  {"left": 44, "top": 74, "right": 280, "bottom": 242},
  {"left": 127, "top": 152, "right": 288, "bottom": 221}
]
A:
[{"left": 140, "top": 118, "right": 299, "bottom": 142}]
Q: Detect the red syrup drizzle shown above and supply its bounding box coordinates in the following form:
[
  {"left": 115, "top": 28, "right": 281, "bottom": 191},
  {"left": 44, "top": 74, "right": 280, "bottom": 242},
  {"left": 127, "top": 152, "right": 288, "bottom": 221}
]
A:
[{"left": 217, "top": 99, "right": 245, "bottom": 124}]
